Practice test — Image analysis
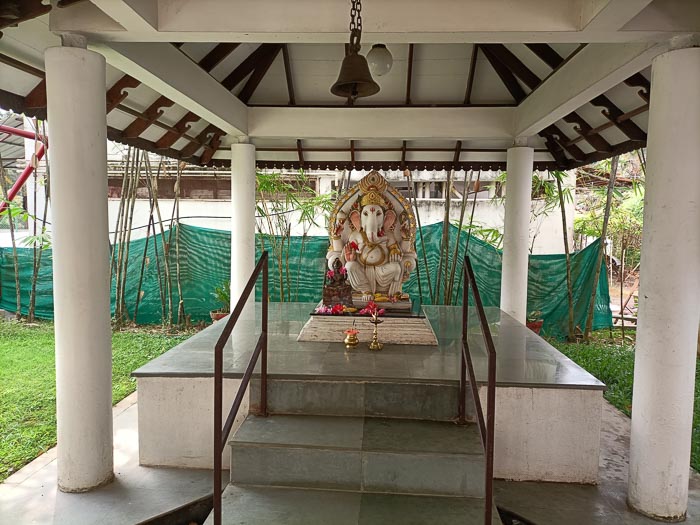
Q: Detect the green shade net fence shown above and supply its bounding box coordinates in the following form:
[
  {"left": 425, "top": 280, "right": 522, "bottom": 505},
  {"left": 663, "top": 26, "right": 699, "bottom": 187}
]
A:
[{"left": 0, "top": 222, "right": 611, "bottom": 338}]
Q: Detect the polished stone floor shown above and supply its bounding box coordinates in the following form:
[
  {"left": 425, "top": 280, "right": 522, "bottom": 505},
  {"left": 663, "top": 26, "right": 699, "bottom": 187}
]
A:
[
  {"left": 4, "top": 396, "right": 695, "bottom": 524},
  {"left": 0, "top": 393, "right": 224, "bottom": 525},
  {"left": 133, "top": 302, "right": 604, "bottom": 390}
]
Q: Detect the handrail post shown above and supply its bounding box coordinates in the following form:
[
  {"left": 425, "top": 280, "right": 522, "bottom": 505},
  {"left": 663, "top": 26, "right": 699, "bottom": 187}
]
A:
[
  {"left": 212, "top": 251, "right": 269, "bottom": 525},
  {"left": 458, "top": 263, "right": 468, "bottom": 424},
  {"left": 213, "top": 343, "right": 222, "bottom": 525},
  {"left": 261, "top": 253, "right": 268, "bottom": 417}
]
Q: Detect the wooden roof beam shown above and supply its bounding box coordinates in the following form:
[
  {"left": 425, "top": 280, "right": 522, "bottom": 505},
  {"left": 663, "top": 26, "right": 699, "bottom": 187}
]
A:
[
  {"left": 198, "top": 43, "right": 240, "bottom": 72},
  {"left": 405, "top": 44, "right": 414, "bottom": 105},
  {"left": 221, "top": 43, "right": 281, "bottom": 91},
  {"left": 463, "top": 45, "right": 478, "bottom": 105},
  {"left": 238, "top": 45, "right": 282, "bottom": 104},
  {"left": 590, "top": 94, "right": 647, "bottom": 141},
  {"left": 282, "top": 44, "right": 296, "bottom": 105},
  {"left": 122, "top": 95, "right": 174, "bottom": 138}
]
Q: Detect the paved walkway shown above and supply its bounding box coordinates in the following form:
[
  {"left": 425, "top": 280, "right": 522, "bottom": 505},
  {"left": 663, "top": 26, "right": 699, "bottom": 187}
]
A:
[
  {"left": 0, "top": 392, "right": 220, "bottom": 525},
  {"left": 2, "top": 393, "right": 698, "bottom": 524},
  {"left": 496, "top": 401, "right": 700, "bottom": 524}
]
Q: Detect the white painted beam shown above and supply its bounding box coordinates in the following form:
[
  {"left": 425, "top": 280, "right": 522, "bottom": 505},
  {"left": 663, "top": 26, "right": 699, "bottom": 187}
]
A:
[
  {"left": 91, "top": 42, "right": 247, "bottom": 136},
  {"left": 90, "top": 0, "right": 157, "bottom": 33},
  {"left": 48, "top": 0, "right": 697, "bottom": 43},
  {"left": 514, "top": 42, "right": 667, "bottom": 137},
  {"left": 248, "top": 107, "right": 515, "bottom": 141},
  {"left": 580, "top": 0, "right": 655, "bottom": 31}
]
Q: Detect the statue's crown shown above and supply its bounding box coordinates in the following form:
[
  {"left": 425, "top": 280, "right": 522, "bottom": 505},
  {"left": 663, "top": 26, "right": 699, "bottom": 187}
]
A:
[
  {"left": 358, "top": 171, "right": 389, "bottom": 208},
  {"left": 360, "top": 190, "right": 386, "bottom": 208}
]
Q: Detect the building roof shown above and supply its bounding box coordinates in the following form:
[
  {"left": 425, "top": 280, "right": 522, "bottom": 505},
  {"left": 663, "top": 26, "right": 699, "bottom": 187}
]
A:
[{"left": 1, "top": 1, "right": 697, "bottom": 171}]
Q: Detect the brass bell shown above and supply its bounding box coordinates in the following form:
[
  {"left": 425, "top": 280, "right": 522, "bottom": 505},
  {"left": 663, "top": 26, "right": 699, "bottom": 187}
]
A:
[{"left": 331, "top": 51, "right": 380, "bottom": 99}]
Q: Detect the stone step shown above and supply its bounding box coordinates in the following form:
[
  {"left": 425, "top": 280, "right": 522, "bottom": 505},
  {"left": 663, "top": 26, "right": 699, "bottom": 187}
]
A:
[
  {"left": 230, "top": 414, "right": 485, "bottom": 498},
  {"left": 206, "top": 485, "right": 502, "bottom": 524},
  {"left": 250, "top": 377, "right": 475, "bottom": 422}
]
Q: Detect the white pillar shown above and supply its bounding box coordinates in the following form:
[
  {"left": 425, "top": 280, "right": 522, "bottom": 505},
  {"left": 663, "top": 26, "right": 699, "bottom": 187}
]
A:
[
  {"left": 230, "top": 143, "right": 256, "bottom": 311},
  {"left": 500, "top": 146, "right": 534, "bottom": 323},
  {"left": 45, "top": 42, "right": 113, "bottom": 492},
  {"left": 628, "top": 46, "right": 700, "bottom": 521}
]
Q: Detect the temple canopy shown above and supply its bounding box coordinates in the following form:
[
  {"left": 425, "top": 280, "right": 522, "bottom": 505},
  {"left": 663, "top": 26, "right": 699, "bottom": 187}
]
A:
[
  {"left": 0, "top": 2, "right": 699, "bottom": 523},
  {"left": 3, "top": 1, "right": 696, "bottom": 171}
]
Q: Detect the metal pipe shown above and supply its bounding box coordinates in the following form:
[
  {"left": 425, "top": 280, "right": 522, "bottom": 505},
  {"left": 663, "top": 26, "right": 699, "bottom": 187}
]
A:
[
  {"left": 0, "top": 136, "right": 45, "bottom": 215},
  {"left": 213, "top": 251, "right": 269, "bottom": 525}
]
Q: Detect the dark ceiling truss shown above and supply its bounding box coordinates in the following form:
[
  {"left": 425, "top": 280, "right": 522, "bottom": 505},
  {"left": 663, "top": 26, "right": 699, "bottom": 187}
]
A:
[
  {"left": 463, "top": 45, "right": 479, "bottom": 105},
  {"left": 1, "top": 30, "right": 653, "bottom": 172},
  {"left": 282, "top": 44, "right": 296, "bottom": 105},
  {"left": 478, "top": 42, "right": 651, "bottom": 169},
  {"left": 220, "top": 44, "right": 282, "bottom": 91},
  {"left": 0, "top": 0, "right": 51, "bottom": 33},
  {"left": 0, "top": 50, "right": 221, "bottom": 165},
  {"left": 405, "top": 44, "right": 415, "bottom": 105}
]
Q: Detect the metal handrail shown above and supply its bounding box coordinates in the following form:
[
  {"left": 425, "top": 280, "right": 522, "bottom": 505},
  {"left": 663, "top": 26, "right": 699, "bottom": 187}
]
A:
[
  {"left": 213, "top": 251, "right": 269, "bottom": 525},
  {"left": 458, "top": 256, "right": 496, "bottom": 525}
]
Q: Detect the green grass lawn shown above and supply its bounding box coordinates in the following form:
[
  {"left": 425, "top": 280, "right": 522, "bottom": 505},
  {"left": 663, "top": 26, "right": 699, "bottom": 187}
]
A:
[
  {"left": 551, "top": 329, "right": 700, "bottom": 471},
  {"left": 0, "top": 320, "right": 191, "bottom": 482}
]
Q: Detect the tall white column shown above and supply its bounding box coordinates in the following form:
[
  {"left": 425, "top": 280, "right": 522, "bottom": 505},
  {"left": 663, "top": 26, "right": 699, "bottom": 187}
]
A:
[
  {"left": 230, "top": 143, "right": 256, "bottom": 311},
  {"left": 500, "top": 146, "right": 534, "bottom": 323},
  {"left": 628, "top": 45, "right": 700, "bottom": 521},
  {"left": 45, "top": 42, "right": 113, "bottom": 492}
]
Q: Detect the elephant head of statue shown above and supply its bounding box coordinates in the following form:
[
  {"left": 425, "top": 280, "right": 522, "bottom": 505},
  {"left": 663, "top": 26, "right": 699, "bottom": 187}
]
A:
[{"left": 348, "top": 190, "right": 396, "bottom": 244}]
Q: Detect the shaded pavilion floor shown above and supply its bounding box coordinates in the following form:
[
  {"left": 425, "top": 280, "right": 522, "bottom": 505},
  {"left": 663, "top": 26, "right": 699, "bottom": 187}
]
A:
[{"left": 2, "top": 394, "right": 698, "bottom": 524}]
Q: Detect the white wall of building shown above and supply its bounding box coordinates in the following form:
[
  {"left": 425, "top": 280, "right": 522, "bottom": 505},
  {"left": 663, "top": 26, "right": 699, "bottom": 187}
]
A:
[{"left": 2, "top": 166, "right": 574, "bottom": 255}]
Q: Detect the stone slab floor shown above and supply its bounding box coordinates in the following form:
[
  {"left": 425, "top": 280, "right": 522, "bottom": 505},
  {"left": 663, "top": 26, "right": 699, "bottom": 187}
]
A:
[
  {"left": 495, "top": 402, "right": 700, "bottom": 524},
  {"left": 0, "top": 393, "right": 224, "bottom": 525},
  {"left": 1, "top": 396, "right": 699, "bottom": 524}
]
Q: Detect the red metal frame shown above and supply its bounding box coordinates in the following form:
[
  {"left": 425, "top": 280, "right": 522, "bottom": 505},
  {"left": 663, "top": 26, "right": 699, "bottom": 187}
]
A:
[{"left": 0, "top": 124, "right": 47, "bottom": 215}]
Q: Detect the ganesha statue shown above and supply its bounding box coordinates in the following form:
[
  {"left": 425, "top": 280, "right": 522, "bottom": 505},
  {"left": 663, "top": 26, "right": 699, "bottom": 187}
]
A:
[{"left": 327, "top": 171, "right": 417, "bottom": 304}]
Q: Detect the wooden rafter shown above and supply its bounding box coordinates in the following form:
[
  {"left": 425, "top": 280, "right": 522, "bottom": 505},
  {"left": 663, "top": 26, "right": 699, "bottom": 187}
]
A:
[
  {"left": 481, "top": 44, "right": 540, "bottom": 91},
  {"left": 480, "top": 45, "right": 526, "bottom": 103},
  {"left": 24, "top": 79, "right": 46, "bottom": 109},
  {"left": 0, "top": 0, "right": 51, "bottom": 31},
  {"left": 154, "top": 44, "right": 239, "bottom": 150},
  {"left": 463, "top": 45, "right": 478, "bottom": 105},
  {"left": 155, "top": 111, "right": 199, "bottom": 149},
  {"left": 179, "top": 124, "right": 218, "bottom": 158},
  {"left": 296, "top": 139, "right": 305, "bottom": 168},
  {"left": 198, "top": 43, "right": 239, "bottom": 73},
  {"left": 562, "top": 113, "right": 611, "bottom": 152},
  {"left": 238, "top": 45, "right": 282, "bottom": 104},
  {"left": 624, "top": 72, "right": 650, "bottom": 102},
  {"left": 106, "top": 75, "right": 141, "bottom": 112},
  {"left": 590, "top": 94, "right": 647, "bottom": 141},
  {"left": 122, "top": 95, "right": 175, "bottom": 138},
  {"left": 525, "top": 44, "right": 564, "bottom": 69},
  {"left": 221, "top": 44, "right": 281, "bottom": 91},
  {"left": 453, "top": 141, "right": 462, "bottom": 165},
  {"left": 282, "top": 44, "right": 296, "bottom": 105},
  {"left": 489, "top": 43, "right": 616, "bottom": 157},
  {"left": 405, "top": 44, "right": 414, "bottom": 105}
]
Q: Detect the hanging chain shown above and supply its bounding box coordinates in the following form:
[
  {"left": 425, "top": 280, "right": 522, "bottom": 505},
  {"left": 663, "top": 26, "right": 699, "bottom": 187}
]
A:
[{"left": 348, "top": 0, "right": 362, "bottom": 53}]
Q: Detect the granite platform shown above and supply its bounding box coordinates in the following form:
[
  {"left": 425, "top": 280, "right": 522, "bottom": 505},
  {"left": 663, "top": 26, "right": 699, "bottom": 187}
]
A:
[
  {"left": 133, "top": 302, "right": 604, "bottom": 390},
  {"left": 132, "top": 302, "right": 605, "bottom": 483}
]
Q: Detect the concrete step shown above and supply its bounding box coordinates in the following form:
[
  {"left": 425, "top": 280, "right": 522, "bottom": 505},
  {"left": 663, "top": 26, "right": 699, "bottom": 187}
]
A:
[
  {"left": 250, "top": 377, "right": 475, "bottom": 422},
  {"left": 206, "top": 485, "right": 502, "bottom": 524},
  {"left": 230, "top": 414, "right": 485, "bottom": 498}
]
